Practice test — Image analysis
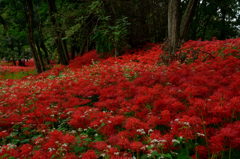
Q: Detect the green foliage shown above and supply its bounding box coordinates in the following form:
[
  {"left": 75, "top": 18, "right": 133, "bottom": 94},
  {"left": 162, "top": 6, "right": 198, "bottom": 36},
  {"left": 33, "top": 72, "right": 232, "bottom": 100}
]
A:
[
  {"left": 0, "top": 124, "right": 42, "bottom": 146},
  {"left": 0, "top": 0, "right": 240, "bottom": 67},
  {"left": 150, "top": 151, "right": 173, "bottom": 159},
  {"left": 93, "top": 16, "right": 131, "bottom": 55}
]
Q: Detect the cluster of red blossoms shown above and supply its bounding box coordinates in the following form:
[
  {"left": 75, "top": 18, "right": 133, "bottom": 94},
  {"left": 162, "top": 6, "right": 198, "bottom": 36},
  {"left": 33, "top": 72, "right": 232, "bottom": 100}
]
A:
[{"left": 1, "top": 38, "right": 240, "bottom": 158}]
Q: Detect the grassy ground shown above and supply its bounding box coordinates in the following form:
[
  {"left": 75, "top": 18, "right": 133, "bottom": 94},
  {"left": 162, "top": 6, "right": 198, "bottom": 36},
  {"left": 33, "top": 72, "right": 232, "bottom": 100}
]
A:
[{"left": 0, "top": 69, "right": 35, "bottom": 80}]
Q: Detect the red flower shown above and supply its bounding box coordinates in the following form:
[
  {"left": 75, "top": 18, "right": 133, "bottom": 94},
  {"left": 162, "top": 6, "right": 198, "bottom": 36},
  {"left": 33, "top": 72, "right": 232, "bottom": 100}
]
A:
[
  {"left": 20, "top": 144, "right": 33, "bottom": 157},
  {"left": 130, "top": 141, "right": 143, "bottom": 153},
  {"left": 82, "top": 150, "right": 97, "bottom": 159}
]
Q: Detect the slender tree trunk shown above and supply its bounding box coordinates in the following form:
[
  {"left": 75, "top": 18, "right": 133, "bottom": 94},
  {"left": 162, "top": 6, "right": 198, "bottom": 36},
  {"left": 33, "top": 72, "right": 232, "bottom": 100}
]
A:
[
  {"left": 180, "top": 0, "right": 199, "bottom": 41},
  {"left": 70, "top": 45, "right": 75, "bottom": 60},
  {"left": 161, "top": 0, "right": 198, "bottom": 65},
  {"left": 12, "top": 54, "right": 16, "bottom": 66},
  {"left": 37, "top": 6, "right": 50, "bottom": 65},
  {"left": 18, "top": 59, "right": 22, "bottom": 66},
  {"left": 62, "top": 39, "right": 70, "bottom": 61},
  {"left": 70, "top": 41, "right": 76, "bottom": 60},
  {"left": 36, "top": 39, "right": 46, "bottom": 71},
  {"left": 40, "top": 42, "right": 51, "bottom": 64},
  {"left": 18, "top": 46, "right": 23, "bottom": 66},
  {"left": 26, "top": 0, "right": 42, "bottom": 74},
  {"left": 168, "top": 0, "right": 180, "bottom": 61},
  {"left": 47, "top": 0, "right": 68, "bottom": 65},
  {"left": 79, "top": 37, "right": 88, "bottom": 56},
  {"left": 70, "top": 35, "right": 75, "bottom": 60}
]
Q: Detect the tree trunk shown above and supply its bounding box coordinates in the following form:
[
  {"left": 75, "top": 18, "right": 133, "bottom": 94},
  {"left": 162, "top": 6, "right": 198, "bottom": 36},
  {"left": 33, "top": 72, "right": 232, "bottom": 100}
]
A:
[
  {"left": 47, "top": 0, "right": 68, "bottom": 65},
  {"left": 26, "top": 0, "right": 42, "bottom": 74},
  {"left": 62, "top": 39, "right": 70, "bottom": 61},
  {"left": 18, "top": 46, "right": 23, "bottom": 66},
  {"left": 79, "top": 37, "right": 88, "bottom": 56},
  {"left": 161, "top": 0, "right": 198, "bottom": 65},
  {"left": 12, "top": 54, "right": 16, "bottom": 66},
  {"left": 36, "top": 38, "right": 46, "bottom": 71},
  {"left": 18, "top": 59, "right": 23, "bottom": 66},
  {"left": 168, "top": 0, "right": 180, "bottom": 61},
  {"left": 70, "top": 43, "right": 76, "bottom": 60},
  {"left": 180, "top": 0, "right": 199, "bottom": 41},
  {"left": 37, "top": 6, "right": 50, "bottom": 65},
  {"left": 40, "top": 41, "right": 51, "bottom": 64},
  {"left": 70, "top": 35, "right": 75, "bottom": 60}
]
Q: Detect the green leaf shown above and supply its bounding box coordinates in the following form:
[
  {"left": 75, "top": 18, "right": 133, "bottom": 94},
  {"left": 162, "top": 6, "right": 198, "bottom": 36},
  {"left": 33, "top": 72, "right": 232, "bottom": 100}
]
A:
[
  {"left": 93, "top": 135, "right": 103, "bottom": 142},
  {"left": 83, "top": 138, "right": 91, "bottom": 142},
  {"left": 163, "top": 153, "right": 173, "bottom": 159},
  {"left": 177, "top": 153, "right": 192, "bottom": 159},
  {"left": 151, "top": 150, "right": 160, "bottom": 157},
  {"left": 32, "top": 135, "right": 42, "bottom": 140},
  {"left": 96, "top": 122, "right": 105, "bottom": 131},
  {"left": 8, "top": 157, "right": 15, "bottom": 159},
  {"left": 51, "top": 155, "right": 56, "bottom": 159},
  {"left": 140, "top": 154, "right": 148, "bottom": 159},
  {"left": 86, "top": 128, "right": 95, "bottom": 135},
  {"left": 20, "top": 139, "right": 30, "bottom": 144},
  {"left": 11, "top": 139, "right": 20, "bottom": 145},
  {"left": 10, "top": 132, "right": 19, "bottom": 136},
  {"left": 45, "top": 121, "right": 52, "bottom": 125},
  {"left": 12, "top": 125, "right": 19, "bottom": 129},
  {"left": 22, "top": 127, "right": 31, "bottom": 132},
  {"left": 1, "top": 154, "right": 9, "bottom": 159},
  {"left": 74, "top": 146, "right": 86, "bottom": 153}
]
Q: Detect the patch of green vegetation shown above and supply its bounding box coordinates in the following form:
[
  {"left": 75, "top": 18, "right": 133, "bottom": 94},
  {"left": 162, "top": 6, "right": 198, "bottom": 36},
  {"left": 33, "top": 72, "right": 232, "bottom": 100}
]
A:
[{"left": 0, "top": 70, "right": 35, "bottom": 80}]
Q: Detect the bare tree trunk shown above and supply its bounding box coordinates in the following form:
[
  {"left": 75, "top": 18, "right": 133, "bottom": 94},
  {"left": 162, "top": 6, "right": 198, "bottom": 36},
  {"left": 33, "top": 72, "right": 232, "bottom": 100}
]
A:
[
  {"left": 47, "top": 0, "right": 68, "bottom": 65},
  {"left": 160, "top": 0, "right": 198, "bottom": 65},
  {"left": 36, "top": 38, "right": 46, "bottom": 71},
  {"left": 180, "top": 0, "right": 199, "bottom": 41},
  {"left": 62, "top": 39, "right": 70, "bottom": 61},
  {"left": 70, "top": 45, "right": 75, "bottom": 60},
  {"left": 37, "top": 6, "right": 50, "bottom": 65},
  {"left": 79, "top": 37, "right": 88, "bottom": 56},
  {"left": 168, "top": 0, "right": 180, "bottom": 62},
  {"left": 18, "top": 46, "right": 23, "bottom": 66},
  {"left": 12, "top": 54, "right": 16, "bottom": 66},
  {"left": 26, "top": 0, "right": 42, "bottom": 74},
  {"left": 40, "top": 42, "right": 51, "bottom": 64}
]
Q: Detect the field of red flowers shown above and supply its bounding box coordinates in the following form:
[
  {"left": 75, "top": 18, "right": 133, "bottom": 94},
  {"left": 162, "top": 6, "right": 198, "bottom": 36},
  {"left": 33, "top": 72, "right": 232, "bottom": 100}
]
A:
[
  {"left": 1, "top": 38, "right": 240, "bottom": 159},
  {"left": 1, "top": 60, "right": 35, "bottom": 73}
]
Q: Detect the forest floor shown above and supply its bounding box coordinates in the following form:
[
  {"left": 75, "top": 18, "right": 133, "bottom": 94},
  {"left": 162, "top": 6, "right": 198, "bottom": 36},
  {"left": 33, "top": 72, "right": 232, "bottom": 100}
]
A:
[{"left": 1, "top": 38, "right": 240, "bottom": 159}]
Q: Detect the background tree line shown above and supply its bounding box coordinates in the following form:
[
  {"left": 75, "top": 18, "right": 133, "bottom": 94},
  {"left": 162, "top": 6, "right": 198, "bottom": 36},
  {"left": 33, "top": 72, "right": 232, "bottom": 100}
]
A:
[{"left": 0, "top": 0, "right": 239, "bottom": 74}]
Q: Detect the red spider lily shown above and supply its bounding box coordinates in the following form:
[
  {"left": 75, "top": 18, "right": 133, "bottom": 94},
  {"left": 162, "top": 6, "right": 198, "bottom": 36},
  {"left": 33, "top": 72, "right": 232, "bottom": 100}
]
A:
[{"left": 1, "top": 38, "right": 240, "bottom": 158}]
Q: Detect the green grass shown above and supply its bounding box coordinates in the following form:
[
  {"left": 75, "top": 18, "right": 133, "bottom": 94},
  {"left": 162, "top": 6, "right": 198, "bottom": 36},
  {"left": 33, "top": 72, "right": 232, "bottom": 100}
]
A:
[{"left": 0, "top": 69, "right": 36, "bottom": 80}]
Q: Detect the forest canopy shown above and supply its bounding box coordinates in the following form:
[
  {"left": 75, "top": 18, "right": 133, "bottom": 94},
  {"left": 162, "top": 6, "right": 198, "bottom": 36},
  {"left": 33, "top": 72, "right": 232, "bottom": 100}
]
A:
[{"left": 0, "top": 0, "right": 240, "bottom": 73}]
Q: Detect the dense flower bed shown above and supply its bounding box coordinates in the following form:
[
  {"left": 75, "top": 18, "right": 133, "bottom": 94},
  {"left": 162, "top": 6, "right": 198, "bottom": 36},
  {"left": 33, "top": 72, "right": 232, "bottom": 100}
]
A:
[
  {"left": 0, "top": 60, "right": 35, "bottom": 73},
  {"left": 1, "top": 38, "right": 240, "bottom": 158}
]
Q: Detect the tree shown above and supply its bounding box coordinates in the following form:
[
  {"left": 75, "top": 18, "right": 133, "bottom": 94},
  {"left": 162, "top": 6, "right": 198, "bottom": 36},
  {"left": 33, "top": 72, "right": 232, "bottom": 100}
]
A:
[
  {"left": 47, "top": 0, "right": 69, "bottom": 65},
  {"left": 180, "top": 0, "right": 199, "bottom": 41},
  {"left": 25, "top": 0, "right": 43, "bottom": 74},
  {"left": 161, "top": 0, "right": 199, "bottom": 64},
  {"left": 165, "top": 0, "right": 180, "bottom": 64},
  {"left": 1, "top": 0, "right": 240, "bottom": 69}
]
